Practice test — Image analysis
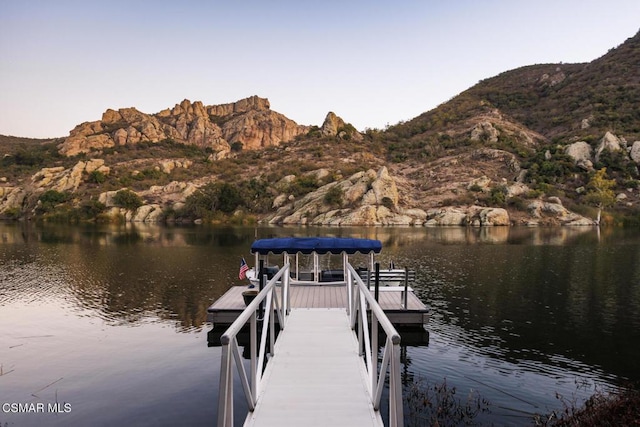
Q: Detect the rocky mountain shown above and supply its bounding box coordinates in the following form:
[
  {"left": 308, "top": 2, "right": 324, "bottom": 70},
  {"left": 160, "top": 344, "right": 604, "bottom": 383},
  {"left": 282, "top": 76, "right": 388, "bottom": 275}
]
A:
[
  {"left": 57, "top": 96, "right": 309, "bottom": 157},
  {"left": 1, "top": 29, "right": 639, "bottom": 226}
]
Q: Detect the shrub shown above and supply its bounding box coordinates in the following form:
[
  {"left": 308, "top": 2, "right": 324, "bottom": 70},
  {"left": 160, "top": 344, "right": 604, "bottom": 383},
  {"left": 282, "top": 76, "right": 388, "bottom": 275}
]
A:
[
  {"left": 1, "top": 207, "right": 21, "bottom": 220},
  {"left": 288, "top": 176, "right": 319, "bottom": 197},
  {"left": 112, "top": 189, "right": 143, "bottom": 210},
  {"left": 240, "top": 179, "right": 272, "bottom": 213},
  {"left": 489, "top": 185, "right": 508, "bottom": 206},
  {"left": 37, "top": 190, "right": 71, "bottom": 214},
  {"left": 88, "top": 170, "right": 107, "bottom": 184},
  {"left": 406, "top": 377, "right": 490, "bottom": 427},
  {"left": 79, "top": 200, "right": 106, "bottom": 218},
  {"left": 535, "top": 384, "right": 640, "bottom": 426},
  {"left": 182, "top": 182, "right": 243, "bottom": 220},
  {"left": 324, "top": 185, "right": 343, "bottom": 207}
]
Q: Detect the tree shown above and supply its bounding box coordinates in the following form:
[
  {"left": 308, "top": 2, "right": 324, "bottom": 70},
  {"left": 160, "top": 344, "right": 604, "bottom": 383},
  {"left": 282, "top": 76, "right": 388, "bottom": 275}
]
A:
[
  {"left": 585, "top": 168, "right": 616, "bottom": 223},
  {"left": 183, "top": 182, "right": 243, "bottom": 219}
]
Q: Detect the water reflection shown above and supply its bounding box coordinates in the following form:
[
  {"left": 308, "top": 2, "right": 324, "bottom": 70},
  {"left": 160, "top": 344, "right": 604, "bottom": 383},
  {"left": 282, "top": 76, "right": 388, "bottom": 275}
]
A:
[
  {"left": 2, "top": 222, "right": 640, "bottom": 425},
  {"left": 0, "top": 222, "right": 606, "bottom": 246}
]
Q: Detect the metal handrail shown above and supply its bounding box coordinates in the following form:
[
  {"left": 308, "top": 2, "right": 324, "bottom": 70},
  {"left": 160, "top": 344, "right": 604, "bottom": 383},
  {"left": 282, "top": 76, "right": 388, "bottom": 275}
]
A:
[
  {"left": 217, "top": 262, "right": 290, "bottom": 427},
  {"left": 347, "top": 263, "right": 404, "bottom": 427}
]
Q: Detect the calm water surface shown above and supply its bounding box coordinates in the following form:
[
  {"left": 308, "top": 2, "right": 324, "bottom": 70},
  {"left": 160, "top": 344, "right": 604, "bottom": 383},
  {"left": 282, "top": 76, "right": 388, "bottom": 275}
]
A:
[{"left": 1, "top": 223, "right": 639, "bottom": 426}]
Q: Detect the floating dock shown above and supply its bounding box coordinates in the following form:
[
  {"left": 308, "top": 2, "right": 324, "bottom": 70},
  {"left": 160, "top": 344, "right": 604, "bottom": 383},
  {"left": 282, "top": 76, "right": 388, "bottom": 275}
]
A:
[{"left": 208, "top": 284, "right": 429, "bottom": 328}]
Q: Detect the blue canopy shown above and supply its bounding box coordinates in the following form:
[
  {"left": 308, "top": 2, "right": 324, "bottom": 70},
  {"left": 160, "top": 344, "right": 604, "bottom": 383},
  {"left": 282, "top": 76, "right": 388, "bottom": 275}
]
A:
[{"left": 251, "top": 237, "right": 382, "bottom": 255}]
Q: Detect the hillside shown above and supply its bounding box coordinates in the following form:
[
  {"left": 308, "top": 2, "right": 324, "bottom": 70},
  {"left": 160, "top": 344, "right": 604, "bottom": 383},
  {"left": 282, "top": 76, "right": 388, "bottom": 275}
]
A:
[{"left": 1, "top": 29, "right": 639, "bottom": 226}]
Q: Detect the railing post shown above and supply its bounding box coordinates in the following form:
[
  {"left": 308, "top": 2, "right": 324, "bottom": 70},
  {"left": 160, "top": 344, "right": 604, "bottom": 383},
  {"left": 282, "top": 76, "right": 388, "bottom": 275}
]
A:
[
  {"left": 391, "top": 339, "right": 403, "bottom": 427},
  {"left": 269, "top": 290, "right": 275, "bottom": 356},
  {"left": 250, "top": 310, "right": 257, "bottom": 403},
  {"left": 259, "top": 260, "right": 265, "bottom": 319},
  {"left": 403, "top": 267, "right": 409, "bottom": 309},
  {"left": 346, "top": 269, "right": 352, "bottom": 317},
  {"left": 374, "top": 262, "right": 380, "bottom": 302},
  {"left": 284, "top": 262, "right": 290, "bottom": 316},
  {"left": 217, "top": 342, "right": 233, "bottom": 427},
  {"left": 371, "top": 310, "right": 378, "bottom": 395}
]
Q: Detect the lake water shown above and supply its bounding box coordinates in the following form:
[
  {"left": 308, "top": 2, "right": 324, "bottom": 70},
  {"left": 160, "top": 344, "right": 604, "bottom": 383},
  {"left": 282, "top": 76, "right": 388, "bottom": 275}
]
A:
[{"left": 1, "top": 223, "right": 639, "bottom": 426}]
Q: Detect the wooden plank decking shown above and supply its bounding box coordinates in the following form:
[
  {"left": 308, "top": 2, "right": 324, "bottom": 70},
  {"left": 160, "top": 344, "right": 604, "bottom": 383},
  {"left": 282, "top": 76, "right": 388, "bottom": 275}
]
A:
[
  {"left": 208, "top": 285, "right": 429, "bottom": 326},
  {"left": 243, "top": 308, "right": 383, "bottom": 427}
]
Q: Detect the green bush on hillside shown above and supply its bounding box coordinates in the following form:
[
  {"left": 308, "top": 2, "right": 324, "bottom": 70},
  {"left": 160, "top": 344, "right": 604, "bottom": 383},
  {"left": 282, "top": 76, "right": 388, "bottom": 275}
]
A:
[
  {"left": 287, "top": 175, "right": 320, "bottom": 197},
  {"left": 37, "top": 190, "right": 71, "bottom": 214},
  {"left": 182, "top": 182, "right": 243, "bottom": 220},
  {"left": 112, "top": 189, "right": 143, "bottom": 210},
  {"left": 324, "top": 185, "right": 343, "bottom": 207}
]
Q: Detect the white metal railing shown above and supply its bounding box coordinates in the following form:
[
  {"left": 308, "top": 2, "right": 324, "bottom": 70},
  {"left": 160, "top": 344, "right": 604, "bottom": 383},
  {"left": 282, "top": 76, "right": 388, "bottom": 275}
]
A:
[
  {"left": 217, "top": 262, "right": 290, "bottom": 427},
  {"left": 347, "top": 263, "right": 404, "bottom": 427}
]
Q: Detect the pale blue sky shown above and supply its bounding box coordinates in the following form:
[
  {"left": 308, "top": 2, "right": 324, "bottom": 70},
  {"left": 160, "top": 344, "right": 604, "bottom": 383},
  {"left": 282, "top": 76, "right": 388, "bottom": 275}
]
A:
[{"left": 1, "top": 1, "right": 639, "bottom": 138}]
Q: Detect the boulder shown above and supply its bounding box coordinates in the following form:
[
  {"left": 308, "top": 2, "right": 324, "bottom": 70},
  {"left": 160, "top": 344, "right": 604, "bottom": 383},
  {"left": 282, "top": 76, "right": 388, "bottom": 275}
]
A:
[
  {"left": 527, "top": 199, "right": 595, "bottom": 225},
  {"left": 478, "top": 208, "right": 510, "bottom": 226},
  {"left": 470, "top": 121, "right": 499, "bottom": 143},
  {"left": 595, "top": 131, "right": 623, "bottom": 163},
  {"left": 320, "top": 112, "right": 344, "bottom": 136},
  {"left": 426, "top": 208, "right": 468, "bottom": 226},
  {"left": 468, "top": 176, "right": 491, "bottom": 192},
  {"left": 565, "top": 141, "right": 592, "bottom": 164},
  {"left": 98, "top": 190, "right": 121, "bottom": 208},
  {"left": 506, "top": 182, "right": 530, "bottom": 198},
  {"left": 132, "top": 204, "right": 163, "bottom": 222},
  {"left": 630, "top": 141, "right": 640, "bottom": 164}
]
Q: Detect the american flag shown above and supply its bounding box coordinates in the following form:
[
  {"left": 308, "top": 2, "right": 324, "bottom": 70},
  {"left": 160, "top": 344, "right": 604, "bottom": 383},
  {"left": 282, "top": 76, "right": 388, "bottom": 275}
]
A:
[{"left": 238, "top": 257, "right": 249, "bottom": 280}]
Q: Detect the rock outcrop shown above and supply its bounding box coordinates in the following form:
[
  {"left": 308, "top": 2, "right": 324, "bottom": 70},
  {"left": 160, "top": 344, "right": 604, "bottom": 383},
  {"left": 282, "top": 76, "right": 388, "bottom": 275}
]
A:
[
  {"left": 424, "top": 207, "right": 510, "bottom": 226},
  {"left": 31, "top": 159, "right": 110, "bottom": 192},
  {"left": 0, "top": 187, "right": 26, "bottom": 215},
  {"left": 527, "top": 198, "right": 596, "bottom": 226},
  {"left": 267, "top": 167, "right": 407, "bottom": 226},
  {"left": 221, "top": 109, "right": 307, "bottom": 150},
  {"left": 57, "top": 96, "right": 309, "bottom": 157},
  {"left": 470, "top": 121, "right": 499, "bottom": 144},
  {"left": 320, "top": 112, "right": 363, "bottom": 141},
  {"left": 261, "top": 164, "right": 597, "bottom": 227}
]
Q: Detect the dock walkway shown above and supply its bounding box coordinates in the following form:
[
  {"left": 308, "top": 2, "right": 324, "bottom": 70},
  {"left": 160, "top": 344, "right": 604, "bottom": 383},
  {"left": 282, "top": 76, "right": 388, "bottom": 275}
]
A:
[
  {"left": 216, "top": 257, "right": 408, "bottom": 427},
  {"left": 244, "top": 308, "right": 382, "bottom": 427}
]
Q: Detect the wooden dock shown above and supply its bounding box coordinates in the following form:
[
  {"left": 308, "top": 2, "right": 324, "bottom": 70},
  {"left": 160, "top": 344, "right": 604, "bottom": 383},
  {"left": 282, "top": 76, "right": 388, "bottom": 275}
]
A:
[
  {"left": 244, "top": 308, "right": 383, "bottom": 427},
  {"left": 208, "top": 284, "right": 429, "bottom": 327}
]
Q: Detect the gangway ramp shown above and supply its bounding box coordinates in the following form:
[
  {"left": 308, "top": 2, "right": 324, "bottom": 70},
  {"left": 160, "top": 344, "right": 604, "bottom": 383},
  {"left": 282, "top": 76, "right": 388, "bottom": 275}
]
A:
[
  {"left": 245, "top": 308, "right": 382, "bottom": 427},
  {"left": 217, "top": 260, "right": 404, "bottom": 427}
]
